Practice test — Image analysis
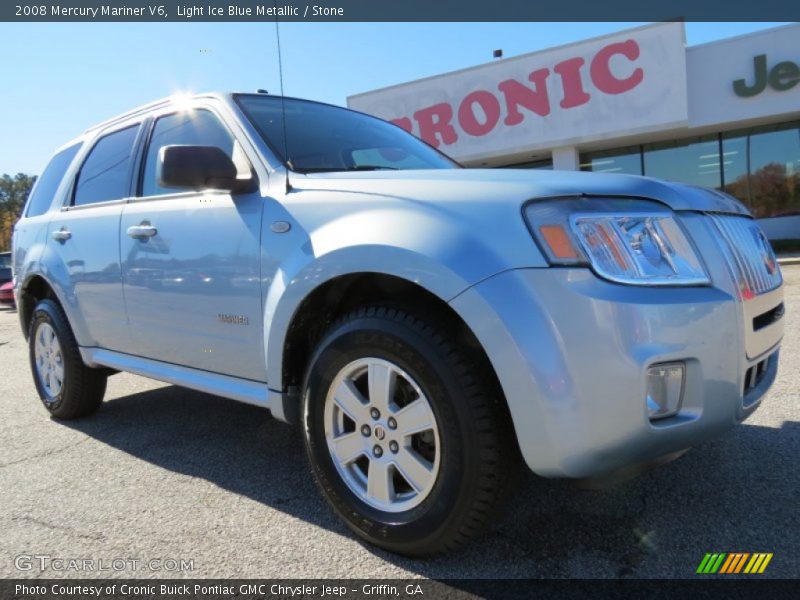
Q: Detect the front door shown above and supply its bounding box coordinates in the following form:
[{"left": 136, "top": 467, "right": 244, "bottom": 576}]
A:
[{"left": 120, "top": 106, "right": 265, "bottom": 381}]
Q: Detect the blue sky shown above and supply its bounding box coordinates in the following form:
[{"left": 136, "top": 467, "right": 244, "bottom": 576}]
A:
[{"left": 0, "top": 22, "right": 788, "bottom": 174}]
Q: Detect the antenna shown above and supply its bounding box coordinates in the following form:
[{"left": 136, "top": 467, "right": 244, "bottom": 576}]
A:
[{"left": 274, "top": 11, "right": 292, "bottom": 194}]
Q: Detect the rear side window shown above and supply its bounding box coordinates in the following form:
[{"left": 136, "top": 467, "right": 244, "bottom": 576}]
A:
[
  {"left": 141, "top": 109, "right": 234, "bottom": 197},
  {"left": 73, "top": 125, "right": 139, "bottom": 206},
  {"left": 25, "top": 143, "right": 81, "bottom": 217}
]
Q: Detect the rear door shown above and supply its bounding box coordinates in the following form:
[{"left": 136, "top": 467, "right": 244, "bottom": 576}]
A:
[
  {"left": 120, "top": 103, "right": 265, "bottom": 381},
  {"left": 46, "top": 123, "right": 143, "bottom": 350}
]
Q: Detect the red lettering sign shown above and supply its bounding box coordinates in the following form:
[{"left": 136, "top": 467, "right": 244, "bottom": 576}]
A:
[
  {"left": 590, "top": 40, "right": 644, "bottom": 95},
  {"left": 395, "top": 38, "right": 644, "bottom": 147},
  {"left": 553, "top": 57, "right": 591, "bottom": 108},
  {"left": 498, "top": 68, "right": 551, "bottom": 125},
  {"left": 390, "top": 117, "right": 413, "bottom": 132},
  {"left": 458, "top": 90, "right": 501, "bottom": 137},
  {"left": 413, "top": 103, "right": 458, "bottom": 147}
]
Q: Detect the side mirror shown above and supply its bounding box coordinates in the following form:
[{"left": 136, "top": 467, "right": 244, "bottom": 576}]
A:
[{"left": 157, "top": 145, "right": 257, "bottom": 194}]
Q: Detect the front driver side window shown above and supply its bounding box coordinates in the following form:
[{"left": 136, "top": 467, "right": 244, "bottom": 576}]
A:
[
  {"left": 141, "top": 109, "right": 235, "bottom": 197},
  {"left": 73, "top": 125, "right": 139, "bottom": 206}
]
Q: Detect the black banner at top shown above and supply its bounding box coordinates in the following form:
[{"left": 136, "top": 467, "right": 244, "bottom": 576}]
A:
[{"left": 2, "top": 0, "right": 799, "bottom": 22}]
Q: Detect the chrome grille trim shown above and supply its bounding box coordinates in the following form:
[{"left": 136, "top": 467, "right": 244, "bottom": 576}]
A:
[{"left": 709, "top": 215, "right": 782, "bottom": 297}]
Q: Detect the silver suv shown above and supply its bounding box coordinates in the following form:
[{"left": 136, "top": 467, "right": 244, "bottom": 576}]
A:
[{"left": 12, "top": 93, "right": 784, "bottom": 555}]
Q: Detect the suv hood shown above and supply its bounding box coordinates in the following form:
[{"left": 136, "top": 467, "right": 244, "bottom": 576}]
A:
[{"left": 299, "top": 168, "right": 751, "bottom": 216}]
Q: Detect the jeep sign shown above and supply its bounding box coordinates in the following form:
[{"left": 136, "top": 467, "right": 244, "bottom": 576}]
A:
[
  {"left": 348, "top": 23, "right": 688, "bottom": 164},
  {"left": 733, "top": 54, "right": 800, "bottom": 97}
]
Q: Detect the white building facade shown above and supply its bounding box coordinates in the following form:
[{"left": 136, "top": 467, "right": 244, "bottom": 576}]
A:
[{"left": 348, "top": 23, "right": 800, "bottom": 247}]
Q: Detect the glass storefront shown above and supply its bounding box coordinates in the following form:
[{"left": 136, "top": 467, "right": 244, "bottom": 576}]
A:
[
  {"left": 501, "top": 158, "right": 553, "bottom": 170},
  {"left": 642, "top": 135, "right": 721, "bottom": 190},
  {"left": 580, "top": 121, "right": 800, "bottom": 224},
  {"left": 579, "top": 146, "right": 641, "bottom": 175},
  {"left": 724, "top": 124, "right": 800, "bottom": 220}
]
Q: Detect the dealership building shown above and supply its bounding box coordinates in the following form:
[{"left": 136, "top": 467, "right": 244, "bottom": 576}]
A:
[{"left": 348, "top": 23, "right": 800, "bottom": 247}]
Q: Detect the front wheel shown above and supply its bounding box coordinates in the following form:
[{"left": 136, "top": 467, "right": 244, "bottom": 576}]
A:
[{"left": 303, "top": 306, "right": 515, "bottom": 555}]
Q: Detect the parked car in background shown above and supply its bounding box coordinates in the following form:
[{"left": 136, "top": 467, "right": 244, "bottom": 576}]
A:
[
  {"left": 0, "top": 251, "right": 12, "bottom": 286},
  {"left": 11, "top": 93, "right": 784, "bottom": 555},
  {"left": 0, "top": 281, "right": 14, "bottom": 308}
]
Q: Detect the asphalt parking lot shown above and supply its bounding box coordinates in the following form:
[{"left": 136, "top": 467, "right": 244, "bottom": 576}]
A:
[{"left": 0, "top": 267, "right": 798, "bottom": 580}]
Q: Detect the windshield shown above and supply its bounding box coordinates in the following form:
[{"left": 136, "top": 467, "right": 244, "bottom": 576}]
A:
[{"left": 234, "top": 94, "right": 458, "bottom": 173}]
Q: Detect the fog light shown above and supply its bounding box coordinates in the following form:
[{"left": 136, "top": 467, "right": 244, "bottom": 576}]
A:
[{"left": 646, "top": 363, "right": 684, "bottom": 420}]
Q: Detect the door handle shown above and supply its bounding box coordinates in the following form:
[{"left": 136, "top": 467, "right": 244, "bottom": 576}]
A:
[
  {"left": 127, "top": 224, "right": 158, "bottom": 239},
  {"left": 51, "top": 228, "right": 71, "bottom": 242}
]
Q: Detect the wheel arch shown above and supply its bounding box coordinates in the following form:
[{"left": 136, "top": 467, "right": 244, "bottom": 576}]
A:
[
  {"left": 274, "top": 271, "right": 519, "bottom": 449},
  {"left": 18, "top": 274, "right": 61, "bottom": 340},
  {"left": 16, "top": 235, "right": 95, "bottom": 348}
]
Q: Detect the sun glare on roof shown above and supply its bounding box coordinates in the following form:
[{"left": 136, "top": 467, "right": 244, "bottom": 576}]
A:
[{"left": 169, "top": 92, "right": 194, "bottom": 112}]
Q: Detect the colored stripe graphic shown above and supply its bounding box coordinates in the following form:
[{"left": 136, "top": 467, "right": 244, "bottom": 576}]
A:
[
  {"left": 696, "top": 553, "right": 713, "bottom": 574},
  {"left": 697, "top": 553, "right": 727, "bottom": 574},
  {"left": 698, "top": 552, "right": 773, "bottom": 574},
  {"left": 743, "top": 553, "right": 773, "bottom": 574},
  {"left": 744, "top": 554, "right": 760, "bottom": 573},
  {"left": 711, "top": 553, "right": 726, "bottom": 573},
  {"left": 759, "top": 554, "right": 773, "bottom": 573},
  {"left": 719, "top": 554, "right": 736, "bottom": 573},
  {"left": 733, "top": 553, "right": 750, "bottom": 573},
  {"left": 720, "top": 553, "right": 750, "bottom": 573}
]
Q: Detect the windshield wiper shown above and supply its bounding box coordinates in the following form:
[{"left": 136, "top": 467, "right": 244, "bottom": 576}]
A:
[
  {"left": 294, "top": 165, "right": 399, "bottom": 173},
  {"left": 347, "top": 165, "right": 399, "bottom": 171}
]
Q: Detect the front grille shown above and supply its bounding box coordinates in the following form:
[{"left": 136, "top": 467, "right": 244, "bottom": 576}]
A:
[{"left": 709, "top": 215, "right": 782, "bottom": 298}]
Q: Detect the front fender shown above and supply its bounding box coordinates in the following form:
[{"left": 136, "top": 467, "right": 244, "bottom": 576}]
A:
[
  {"left": 261, "top": 190, "right": 539, "bottom": 391},
  {"left": 262, "top": 243, "right": 475, "bottom": 390}
]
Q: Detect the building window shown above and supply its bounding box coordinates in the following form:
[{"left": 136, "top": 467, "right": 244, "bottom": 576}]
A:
[
  {"left": 747, "top": 124, "right": 800, "bottom": 219},
  {"left": 581, "top": 122, "right": 800, "bottom": 221},
  {"left": 642, "top": 135, "right": 722, "bottom": 190},
  {"left": 723, "top": 122, "right": 800, "bottom": 220},
  {"left": 579, "top": 146, "right": 642, "bottom": 175},
  {"left": 501, "top": 158, "right": 553, "bottom": 170},
  {"left": 721, "top": 133, "right": 749, "bottom": 205}
]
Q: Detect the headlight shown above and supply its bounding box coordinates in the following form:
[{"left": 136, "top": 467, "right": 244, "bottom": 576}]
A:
[{"left": 524, "top": 198, "right": 710, "bottom": 286}]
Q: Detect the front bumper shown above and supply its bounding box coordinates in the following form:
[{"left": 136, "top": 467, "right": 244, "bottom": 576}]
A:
[{"left": 450, "top": 267, "right": 782, "bottom": 478}]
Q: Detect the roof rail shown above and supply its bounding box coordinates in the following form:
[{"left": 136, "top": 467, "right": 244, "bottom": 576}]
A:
[
  {"left": 83, "top": 97, "right": 172, "bottom": 133},
  {"left": 83, "top": 92, "right": 228, "bottom": 134}
]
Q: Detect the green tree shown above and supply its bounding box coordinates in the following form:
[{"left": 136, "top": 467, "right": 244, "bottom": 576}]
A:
[{"left": 0, "top": 173, "right": 37, "bottom": 251}]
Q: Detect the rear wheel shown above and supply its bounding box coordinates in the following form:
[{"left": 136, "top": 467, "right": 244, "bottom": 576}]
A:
[
  {"left": 303, "top": 306, "right": 515, "bottom": 555},
  {"left": 28, "top": 299, "right": 107, "bottom": 419}
]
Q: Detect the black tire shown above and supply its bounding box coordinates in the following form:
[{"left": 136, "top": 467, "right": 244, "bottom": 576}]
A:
[
  {"left": 28, "top": 299, "right": 106, "bottom": 419},
  {"left": 303, "top": 306, "right": 515, "bottom": 556}
]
